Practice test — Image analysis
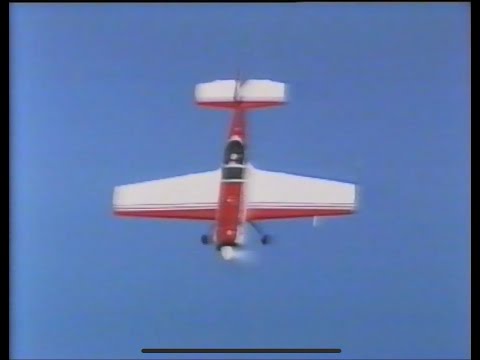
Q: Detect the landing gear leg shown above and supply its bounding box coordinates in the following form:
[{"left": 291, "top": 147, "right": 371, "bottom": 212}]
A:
[
  {"left": 260, "top": 235, "right": 272, "bottom": 245},
  {"left": 249, "top": 222, "right": 273, "bottom": 245}
]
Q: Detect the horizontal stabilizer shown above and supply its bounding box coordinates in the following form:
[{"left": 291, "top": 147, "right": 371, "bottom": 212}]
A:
[{"left": 195, "top": 79, "right": 287, "bottom": 110}]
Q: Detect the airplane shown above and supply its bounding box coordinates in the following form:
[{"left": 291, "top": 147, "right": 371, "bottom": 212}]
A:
[{"left": 112, "top": 78, "right": 358, "bottom": 261}]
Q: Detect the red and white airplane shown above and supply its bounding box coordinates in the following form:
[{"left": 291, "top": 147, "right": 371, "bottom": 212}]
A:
[{"left": 113, "top": 79, "right": 358, "bottom": 261}]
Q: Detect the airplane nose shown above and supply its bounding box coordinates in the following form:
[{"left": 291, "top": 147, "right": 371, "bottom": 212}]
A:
[{"left": 219, "top": 228, "right": 237, "bottom": 241}]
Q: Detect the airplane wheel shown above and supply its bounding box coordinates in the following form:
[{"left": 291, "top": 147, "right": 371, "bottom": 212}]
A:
[
  {"left": 201, "top": 235, "right": 209, "bottom": 245},
  {"left": 261, "top": 235, "right": 271, "bottom": 245}
]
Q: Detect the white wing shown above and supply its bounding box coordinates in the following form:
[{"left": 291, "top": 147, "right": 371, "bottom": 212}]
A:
[
  {"left": 246, "top": 166, "right": 357, "bottom": 221},
  {"left": 113, "top": 170, "right": 220, "bottom": 221}
]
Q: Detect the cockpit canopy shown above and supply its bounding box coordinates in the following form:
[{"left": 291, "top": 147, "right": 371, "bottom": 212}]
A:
[{"left": 223, "top": 140, "right": 245, "bottom": 165}]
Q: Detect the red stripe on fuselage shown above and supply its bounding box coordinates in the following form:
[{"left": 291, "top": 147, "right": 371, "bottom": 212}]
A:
[{"left": 215, "top": 182, "right": 244, "bottom": 246}]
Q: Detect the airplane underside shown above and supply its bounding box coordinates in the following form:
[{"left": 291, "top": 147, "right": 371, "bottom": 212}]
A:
[{"left": 112, "top": 78, "right": 358, "bottom": 262}]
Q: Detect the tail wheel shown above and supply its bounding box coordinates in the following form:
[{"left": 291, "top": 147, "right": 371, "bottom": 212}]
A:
[{"left": 201, "top": 235, "right": 210, "bottom": 245}]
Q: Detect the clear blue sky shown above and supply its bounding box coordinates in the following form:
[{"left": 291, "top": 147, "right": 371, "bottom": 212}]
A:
[{"left": 11, "top": 3, "right": 470, "bottom": 359}]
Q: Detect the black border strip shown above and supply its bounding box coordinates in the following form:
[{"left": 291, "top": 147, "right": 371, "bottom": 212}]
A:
[{"left": 141, "top": 348, "right": 342, "bottom": 354}]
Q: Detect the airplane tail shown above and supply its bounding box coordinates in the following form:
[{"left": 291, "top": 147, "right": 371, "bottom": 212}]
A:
[{"left": 194, "top": 79, "right": 287, "bottom": 111}]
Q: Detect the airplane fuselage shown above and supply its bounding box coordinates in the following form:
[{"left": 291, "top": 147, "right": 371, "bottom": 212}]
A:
[{"left": 214, "top": 108, "right": 247, "bottom": 250}]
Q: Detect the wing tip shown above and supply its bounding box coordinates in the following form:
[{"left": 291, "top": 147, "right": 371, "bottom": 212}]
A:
[{"left": 352, "top": 184, "right": 361, "bottom": 213}]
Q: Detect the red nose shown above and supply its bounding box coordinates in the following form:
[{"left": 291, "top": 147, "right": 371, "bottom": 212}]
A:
[{"left": 218, "top": 227, "right": 237, "bottom": 244}]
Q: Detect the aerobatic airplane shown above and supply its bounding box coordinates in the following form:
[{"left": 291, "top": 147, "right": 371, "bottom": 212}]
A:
[{"left": 113, "top": 79, "right": 358, "bottom": 261}]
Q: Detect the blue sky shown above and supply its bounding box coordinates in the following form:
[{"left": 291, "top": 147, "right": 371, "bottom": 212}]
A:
[{"left": 11, "top": 3, "right": 470, "bottom": 359}]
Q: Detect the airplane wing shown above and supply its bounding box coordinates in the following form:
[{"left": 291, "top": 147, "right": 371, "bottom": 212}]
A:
[
  {"left": 246, "top": 166, "right": 357, "bottom": 221},
  {"left": 113, "top": 170, "right": 220, "bottom": 221}
]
